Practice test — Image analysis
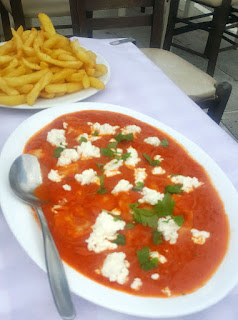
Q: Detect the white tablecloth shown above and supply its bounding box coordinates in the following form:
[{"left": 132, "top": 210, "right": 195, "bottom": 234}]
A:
[{"left": 0, "top": 37, "right": 238, "bottom": 320}]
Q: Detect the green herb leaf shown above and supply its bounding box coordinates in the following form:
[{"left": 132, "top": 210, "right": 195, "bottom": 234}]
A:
[
  {"left": 165, "top": 184, "right": 183, "bottom": 194},
  {"left": 137, "top": 246, "right": 159, "bottom": 271},
  {"left": 143, "top": 153, "right": 161, "bottom": 167},
  {"left": 101, "top": 147, "right": 114, "bottom": 158},
  {"left": 121, "top": 152, "right": 131, "bottom": 161},
  {"left": 79, "top": 136, "right": 87, "bottom": 143},
  {"left": 96, "top": 163, "right": 105, "bottom": 171},
  {"left": 114, "top": 132, "right": 133, "bottom": 143},
  {"left": 160, "top": 138, "right": 169, "bottom": 148},
  {"left": 107, "top": 141, "right": 118, "bottom": 149},
  {"left": 130, "top": 203, "right": 158, "bottom": 228},
  {"left": 93, "top": 131, "right": 99, "bottom": 136},
  {"left": 154, "top": 193, "right": 175, "bottom": 218},
  {"left": 173, "top": 215, "right": 184, "bottom": 227},
  {"left": 54, "top": 147, "right": 64, "bottom": 158},
  {"left": 126, "top": 222, "right": 135, "bottom": 229},
  {"left": 132, "top": 182, "right": 144, "bottom": 192},
  {"left": 153, "top": 230, "right": 163, "bottom": 245},
  {"left": 102, "top": 210, "right": 123, "bottom": 220},
  {"left": 112, "top": 234, "right": 126, "bottom": 245},
  {"left": 97, "top": 174, "right": 107, "bottom": 194}
]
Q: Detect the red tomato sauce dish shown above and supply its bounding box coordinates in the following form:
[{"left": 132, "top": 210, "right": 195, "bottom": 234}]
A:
[{"left": 24, "top": 110, "right": 229, "bottom": 298}]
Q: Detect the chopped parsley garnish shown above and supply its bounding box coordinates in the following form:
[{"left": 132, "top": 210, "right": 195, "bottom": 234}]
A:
[
  {"left": 93, "top": 130, "right": 99, "bottom": 136},
  {"left": 143, "top": 153, "right": 161, "bottom": 166},
  {"left": 101, "top": 147, "right": 114, "bottom": 158},
  {"left": 132, "top": 182, "right": 144, "bottom": 192},
  {"left": 137, "top": 246, "right": 158, "bottom": 271},
  {"left": 96, "top": 163, "right": 104, "bottom": 171},
  {"left": 54, "top": 147, "right": 64, "bottom": 158},
  {"left": 129, "top": 203, "right": 158, "bottom": 228},
  {"left": 153, "top": 230, "right": 163, "bottom": 245},
  {"left": 173, "top": 215, "right": 184, "bottom": 227},
  {"left": 107, "top": 141, "right": 118, "bottom": 149},
  {"left": 114, "top": 132, "right": 133, "bottom": 142},
  {"left": 160, "top": 138, "right": 169, "bottom": 147},
  {"left": 126, "top": 222, "right": 136, "bottom": 229},
  {"left": 97, "top": 174, "right": 107, "bottom": 194},
  {"left": 121, "top": 152, "right": 131, "bottom": 161},
  {"left": 79, "top": 136, "right": 87, "bottom": 143},
  {"left": 154, "top": 193, "right": 175, "bottom": 218},
  {"left": 165, "top": 184, "right": 183, "bottom": 194},
  {"left": 112, "top": 234, "right": 126, "bottom": 245}
]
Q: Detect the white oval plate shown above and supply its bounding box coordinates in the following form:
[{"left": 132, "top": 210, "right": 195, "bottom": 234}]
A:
[
  {"left": 0, "top": 49, "right": 111, "bottom": 110},
  {"left": 1, "top": 102, "right": 238, "bottom": 318}
]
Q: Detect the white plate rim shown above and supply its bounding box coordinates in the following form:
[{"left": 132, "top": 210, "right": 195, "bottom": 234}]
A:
[
  {"left": 1, "top": 102, "right": 238, "bottom": 318},
  {"left": 0, "top": 44, "right": 111, "bottom": 110}
]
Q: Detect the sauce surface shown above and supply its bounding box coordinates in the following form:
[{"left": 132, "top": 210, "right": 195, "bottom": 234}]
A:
[{"left": 24, "top": 110, "right": 229, "bottom": 297}]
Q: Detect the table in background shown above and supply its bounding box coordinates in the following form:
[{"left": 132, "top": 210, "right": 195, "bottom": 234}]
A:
[{"left": 0, "top": 37, "right": 238, "bottom": 320}]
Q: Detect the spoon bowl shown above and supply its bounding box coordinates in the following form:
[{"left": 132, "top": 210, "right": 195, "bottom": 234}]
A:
[{"left": 9, "top": 154, "right": 76, "bottom": 320}]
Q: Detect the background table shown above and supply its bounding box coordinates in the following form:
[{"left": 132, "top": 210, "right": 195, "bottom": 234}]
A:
[{"left": 1, "top": 37, "right": 238, "bottom": 320}]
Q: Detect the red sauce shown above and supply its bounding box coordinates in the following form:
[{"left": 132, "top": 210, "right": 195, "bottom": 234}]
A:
[{"left": 24, "top": 110, "right": 229, "bottom": 297}]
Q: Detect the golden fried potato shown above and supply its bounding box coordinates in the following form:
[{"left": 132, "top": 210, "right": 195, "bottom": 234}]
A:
[
  {"left": 38, "top": 13, "right": 56, "bottom": 37},
  {"left": 0, "top": 95, "right": 26, "bottom": 106},
  {"left": 27, "top": 70, "right": 53, "bottom": 105}
]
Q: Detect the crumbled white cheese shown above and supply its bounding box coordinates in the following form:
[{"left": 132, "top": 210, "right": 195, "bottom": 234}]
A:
[
  {"left": 75, "top": 169, "right": 99, "bottom": 185},
  {"left": 150, "top": 251, "right": 167, "bottom": 264},
  {"left": 57, "top": 148, "right": 79, "bottom": 166},
  {"left": 144, "top": 137, "right": 160, "bottom": 146},
  {"left": 88, "top": 122, "right": 119, "bottom": 135},
  {"left": 134, "top": 168, "right": 147, "bottom": 184},
  {"left": 130, "top": 278, "right": 142, "bottom": 290},
  {"left": 63, "top": 122, "right": 68, "bottom": 129},
  {"left": 121, "top": 125, "right": 141, "bottom": 136},
  {"left": 101, "top": 252, "right": 130, "bottom": 285},
  {"left": 154, "top": 155, "right": 164, "bottom": 162},
  {"left": 77, "top": 132, "right": 100, "bottom": 142},
  {"left": 111, "top": 208, "right": 121, "bottom": 216},
  {"left": 158, "top": 217, "right": 180, "bottom": 244},
  {"left": 77, "top": 141, "right": 100, "bottom": 159},
  {"left": 46, "top": 129, "right": 67, "bottom": 147},
  {"left": 151, "top": 273, "right": 160, "bottom": 280},
  {"left": 51, "top": 205, "right": 62, "bottom": 214},
  {"left": 48, "top": 169, "right": 62, "bottom": 182},
  {"left": 86, "top": 211, "right": 126, "bottom": 253},
  {"left": 170, "top": 175, "right": 203, "bottom": 193},
  {"left": 62, "top": 184, "right": 71, "bottom": 191},
  {"left": 104, "top": 159, "right": 123, "bottom": 177},
  {"left": 138, "top": 187, "right": 164, "bottom": 205},
  {"left": 125, "top": 147, "right": 140, "bottom": 167},
  {"left": 152, "top": 167, "right": 166, "bottom": 175},
  {"left": 191, "top": 228, "right": 210, "bottom": 245},
  {"left": 111, "top": 179, "right": 133, "bottom": 194},
  {"left": 161, "top": 286, "right": 171, "bottom": 297}
]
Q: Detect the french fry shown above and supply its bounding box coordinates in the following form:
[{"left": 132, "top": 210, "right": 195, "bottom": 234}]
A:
[
  {"left": 11, "top": 28, "right": 23, "bottom": 57},
  {"left": 37, "top": 50, "right": 83, "bottom": 69},
  {"left": 39, "top": 91, "right": 55, "bottom": 99},
  {"left": 89, "top": 77, "right": 105, "bottom": 90},
  {"left": 82, "top": 74, "right": 90, "bottom": 89},
  {"left": 22, "top": 45, "right": 35, "bottom": 57},
  {"left": 51, "top": 68, "right": 75, "bottom": 83},
  {"left": 38, "top": 13, "right": 56, "bottom": 37},
  {"left": 70, "top": 40, "right": 93, "bottom": 65},
  {"left": 0, "top": 95, "right": 26, "bottom": 106},
  {"left": 0, "top": 78, "right": 19, "bottom": 96},
  {"left": 24, "top": 28, "right": 38, "bottom": 47},
  {"left": 22, "top": 30, "right": 31, "bottom": 42},
  {"left": 27, "top": 70, "right": 53, "bottom": 105},
  {"left": 58, "top": 54, "right": 77, "bottom": 61},
  {"left": 0, "top": 40, "right": 15, "bottom": 55},
  {"left": 0, "top": 58, "right": 18, "bottom": 76},
  {"left": 4, "top": 69, "right": 48, "bottom": 87},
  {"left": 45, "top": 82, "right": 83, "bottom": 94},
  {"left": 94, "top": 64, "right": 108, "bottom": 77},
  {"left": 7, "top": 65, "right": 26, "bottom": 77},
  {"left": 0, "top": 55, "right": 14, "bottom": 65},
  {"left": 40, "top": 61, "right": 49, "bottom": 69},
  {"left": 22, "top": 57, "right": 41, "bottom": 70},
  {"left": 67, "top": 70, "right": 86, "bottom": 82},
  {"left": 17, "top": 84, "right": 34, "bottom": 94},
  {"left": 16, "top": 25, "right": 24, "bottom": 37}
]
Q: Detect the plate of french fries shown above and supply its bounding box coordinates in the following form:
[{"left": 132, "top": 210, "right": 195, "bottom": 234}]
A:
[{"left": 0, "top": 13, "right": 110, "bottom": 109}]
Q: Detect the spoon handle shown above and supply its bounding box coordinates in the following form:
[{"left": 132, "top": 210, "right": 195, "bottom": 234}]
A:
[{"left": 35, "top": 206, "right": 76, "bottom": 320}]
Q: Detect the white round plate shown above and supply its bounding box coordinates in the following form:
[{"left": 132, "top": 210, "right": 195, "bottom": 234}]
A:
[
  {"left": 0, "top": 49, "right": 111, "bottom": 110},
  {"left": 1, "top": 102, "right": 238, "bottom": 318}
]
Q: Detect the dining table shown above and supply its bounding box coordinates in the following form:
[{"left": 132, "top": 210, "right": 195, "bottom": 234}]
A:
[{"left": 0, "top": 36, "right": 238, "bottom": 320}]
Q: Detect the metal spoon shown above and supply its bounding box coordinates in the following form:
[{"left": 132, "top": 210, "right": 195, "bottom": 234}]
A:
[{"left": 9, "top": 154, "right": 76, "bottom": 320}]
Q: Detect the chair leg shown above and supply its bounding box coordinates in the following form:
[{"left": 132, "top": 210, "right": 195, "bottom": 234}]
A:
[
  {"left": 207, "top": 82, "right": 232, "bottom": 124},
  {"left": 205, "top": 2, "right": 231, "bottom": 76},
  {"left": 163, "top": 0, "right": 180, "bottom": 50},
  {"left": 0, "top": 1, "right": 11, "bottom": 41}
]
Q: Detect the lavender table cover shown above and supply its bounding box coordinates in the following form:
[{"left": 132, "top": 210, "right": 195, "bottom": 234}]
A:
[{"left": 0, "top": 37, "right": 238, "bottom": 320}]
